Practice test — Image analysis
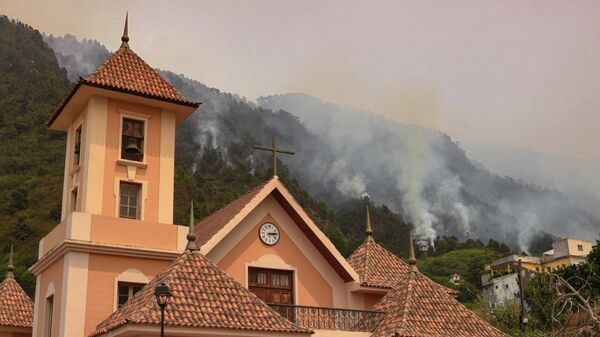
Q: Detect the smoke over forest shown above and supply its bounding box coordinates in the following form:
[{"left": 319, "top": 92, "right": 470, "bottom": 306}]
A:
[{"left": 43, "top": 35, "right": 600, "bottom": 250}]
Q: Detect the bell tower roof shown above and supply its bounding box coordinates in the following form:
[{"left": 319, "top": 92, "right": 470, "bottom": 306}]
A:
[{"left": 47, "top": 13, "right": 200, "bottom": 130}]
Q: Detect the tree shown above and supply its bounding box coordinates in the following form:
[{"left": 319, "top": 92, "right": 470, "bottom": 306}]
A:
[
  {"left": 526, "top": 240, "right": 600, "bottom": 335},
  {"left": 471, "top": 296, "right": 546, "bottom": 337}
]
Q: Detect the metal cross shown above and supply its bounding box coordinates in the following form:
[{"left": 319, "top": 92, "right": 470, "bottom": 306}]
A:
[{"left": 253, "top": 136, "right": 295, "bottom": 177}]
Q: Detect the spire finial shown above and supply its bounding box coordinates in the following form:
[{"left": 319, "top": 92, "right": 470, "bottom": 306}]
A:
[
  {"left": 185, "top": 200, "right": 198, "bottom": 251},
  {"left": 6, "top": 242, "right": 14, "bottom": 278},
  {"left": 408, "top": 227, "right": 418, "bottom": 272},
  {"left": 121, "top": 12, "right": 129, "bottom": 48},
  {"left": 366, "top": 206, "right": 374, "bottom": 242}
]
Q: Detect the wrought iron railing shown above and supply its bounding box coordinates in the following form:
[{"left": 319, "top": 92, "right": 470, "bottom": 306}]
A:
[{"left": 269, "top": 303, "right": 384, "bottom": 332}]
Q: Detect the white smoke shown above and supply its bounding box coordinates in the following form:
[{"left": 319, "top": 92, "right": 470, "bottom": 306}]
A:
[
  {"left": 45, "top": 35, "right": 600, "bottom": 250},
  {"left": 44, "top": 34, "right": 111, "bottom": 81},
  {"left": 257, "top": 93, "right": 600, "bottom": 249}
]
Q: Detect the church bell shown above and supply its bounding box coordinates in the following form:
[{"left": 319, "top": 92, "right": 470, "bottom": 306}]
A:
[{"left": 125, "top": 137, "right": 141, "bottom": 155}]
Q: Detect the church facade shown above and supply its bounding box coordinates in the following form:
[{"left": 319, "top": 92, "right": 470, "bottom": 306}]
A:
[{"left": 0, "top": 17, "right": 509, "bottom": 337}]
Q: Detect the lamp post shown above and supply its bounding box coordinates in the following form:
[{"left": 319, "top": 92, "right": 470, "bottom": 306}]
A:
[{"left": 154, "top": 283, "right": 172, "bottom": 337}]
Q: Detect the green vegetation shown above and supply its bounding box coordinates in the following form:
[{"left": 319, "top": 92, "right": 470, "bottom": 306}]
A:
[
  {"left": 471, "top": 297, "right": 547, "bottom": 337},
  {"left": 0, "top": 16, "right": 70, "bottom": 295},
  {"left": 418, "top": 247, "right": 504, "bottom": 302},
  {"left": 525, "top": 241, "right": 600, "bottom": 332},
  {"left": 0, "top": 16, "right": 408, "bottom": 296},
  {"left": 0, "top": 19, "right": 520, "bottom": 328},
  {"left": 428, "top": 235, "right": 511, "bottom": 257},
  {"left": 6, "top": 15, "right": 578, "bottom": 336}
]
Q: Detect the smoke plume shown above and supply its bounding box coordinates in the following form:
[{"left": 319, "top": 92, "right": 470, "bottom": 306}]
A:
[{"left": 44, "top": 35, "right": 600, "bottom": 250}]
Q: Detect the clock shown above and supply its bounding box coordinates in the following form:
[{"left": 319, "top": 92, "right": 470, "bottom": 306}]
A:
[{"left": 259, "top": 222, "right": 280, "bottom": 246}]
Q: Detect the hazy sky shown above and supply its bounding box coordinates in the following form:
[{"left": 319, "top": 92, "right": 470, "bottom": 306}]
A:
[{"left": 2, "top": 0, "right": 599, "bottom": 162}]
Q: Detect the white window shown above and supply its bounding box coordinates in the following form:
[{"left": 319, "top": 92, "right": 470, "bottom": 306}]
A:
[
  {"left": 119, "top": 182, "right": 141, "bottom": 219},
  {"left": 578, "top": 244, "right": 583, "bottom": 251}
]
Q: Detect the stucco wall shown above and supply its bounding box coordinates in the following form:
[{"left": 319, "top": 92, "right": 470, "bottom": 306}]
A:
[
  {"left": 88, "top": 214, "right": 180, "bottom": 250},
  {"left": 215, "top": 211, "right": 334, "bottom": 307},
  {"left": 34, "top": 256, "right": 64, "bottom": 337},
  {"left": 362, "top": 293, "right": 384, "bottom": 310},
  {"left": 101, "top": 98, "right": 163, "bottom": 222},
  {"left": 83, "top": 253, "right": 171, "bottom": 335}
]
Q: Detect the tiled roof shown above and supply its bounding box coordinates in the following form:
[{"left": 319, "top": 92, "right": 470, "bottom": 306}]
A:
[
  {"left": 347, "top": 240, "right": 459, "bottom": 297},
  {"left": 90, "top": 250, "right": 309, "bottom": 337},
  {"left": 0, "top": 275, "right": 34, "bottom": 328},
  {"left": 195, "top": 179, "right": 273, "bottom": 247},
  {"left": 347, "top": 241, "right": 409, "bottom": 289},
  {"left": 371, "top": 271, "right": 509, "bottom": 337},
  {"left": 47, "top": 45, "right": 199, "bottom": 126}
]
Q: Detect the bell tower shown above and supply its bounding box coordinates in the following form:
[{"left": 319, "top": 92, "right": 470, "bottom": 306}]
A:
[{"left": 30, "top": 15, "right": 200, "bottom": 337}]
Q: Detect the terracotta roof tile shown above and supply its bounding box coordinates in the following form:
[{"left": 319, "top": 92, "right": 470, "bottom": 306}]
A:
[
  {"left": 90, "top": 250, "right": 309, "bottom": 337},
  {"left": 0, "top": 275, "right": 34, "bottom": 328},
  {"left": 347, "top": 241, "right": 409, "bottom": 289},
  {"left": 47, "top": 46, "right": 199, "bottom": 126},
  {"left": 195, "top": 179, "right": 273, "bottom": 247},
  {"left": 372, "top": 271, "right": 509, "bottom": 337}
]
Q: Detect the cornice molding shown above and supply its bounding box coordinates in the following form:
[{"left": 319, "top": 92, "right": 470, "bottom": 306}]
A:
[{"left": 29, "top": 240, "right": 181, "bottom": 275}]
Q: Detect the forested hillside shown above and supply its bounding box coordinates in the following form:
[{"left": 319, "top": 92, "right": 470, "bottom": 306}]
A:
[
  {"left": 44, "top": 34, "right": 600, "bottom": 253},
  {"left": 0, "top": 16, "right": 70, "bottom": 294},
  {"left": 0, "top": 17, "right": 412, "bottom": 295},
  {"left": 2, "top": 17, "right": 593, "bottom": 304}
]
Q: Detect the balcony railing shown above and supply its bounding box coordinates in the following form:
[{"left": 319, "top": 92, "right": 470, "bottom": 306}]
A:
[{"left": 269, "top": 303, "right": 384, "bottom": 332}]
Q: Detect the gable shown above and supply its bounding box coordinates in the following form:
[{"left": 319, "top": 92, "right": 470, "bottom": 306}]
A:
[
  {"left": 206, "top": 194, "right": 352, "bottom": 308},
  {"left": 197, "top": 177, "right": 359, "bottom": 284}
]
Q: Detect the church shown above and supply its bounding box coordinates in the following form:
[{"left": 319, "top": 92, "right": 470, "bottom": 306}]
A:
[{"left": 0, "top": 16, "right": 509, "bottom": 337}]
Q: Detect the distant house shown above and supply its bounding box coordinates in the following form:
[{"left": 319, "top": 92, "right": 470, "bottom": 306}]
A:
[
  {"left": 481, "top": 255, "right": 538, "bottom": 308},
  {"left": 481, "top": 238, "right": 594, "bottom": 308},
  {"left": 542, "top": 238, "right": 593, "bottom": 271},
  {"left": 450, "top": 273, "right": 462, "bottom": 285}
]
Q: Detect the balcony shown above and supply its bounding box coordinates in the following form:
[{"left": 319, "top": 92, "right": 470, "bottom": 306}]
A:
[{"left": 269, "top": 304, "right": 384, "bottom": 332}]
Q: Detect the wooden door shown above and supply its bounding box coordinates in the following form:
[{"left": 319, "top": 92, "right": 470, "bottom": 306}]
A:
[{"left": 248, "top": 267, "right": 294, "bottom": 304}]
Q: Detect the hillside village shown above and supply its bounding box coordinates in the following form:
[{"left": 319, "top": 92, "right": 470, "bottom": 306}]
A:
[{"left": 0, "top": 14, "right": 599, "bottom": 337}]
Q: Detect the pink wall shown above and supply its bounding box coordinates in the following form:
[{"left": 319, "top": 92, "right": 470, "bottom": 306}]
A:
[
  {"left": 217, "top": 214, "right": 334, "bottom": 307},
  {"left": 102, "top": 99, "right": 162, "bottom": 222},
  {"left": 84, "top": 254, "right": 171, "bottom": 335}
]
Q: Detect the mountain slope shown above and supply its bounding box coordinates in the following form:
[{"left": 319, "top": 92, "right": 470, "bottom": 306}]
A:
[
  {"left": 257, "top": 93, "right": 600, "bottom": 248},
  {"left": 43, "top": 34, "right": 600, "bottom": 250},
  {"left": 1, "top": 17, "right": 392, "bottom": 295}
]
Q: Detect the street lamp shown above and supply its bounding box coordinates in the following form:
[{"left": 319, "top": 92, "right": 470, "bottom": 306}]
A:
[{"left": 154, "top": 283, "right": 172, "bottom": 337}]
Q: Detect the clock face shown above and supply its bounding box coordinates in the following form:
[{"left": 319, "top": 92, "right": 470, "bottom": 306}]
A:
[{"left": 259, "top": 222, "right": 280, "bottom": 246}]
